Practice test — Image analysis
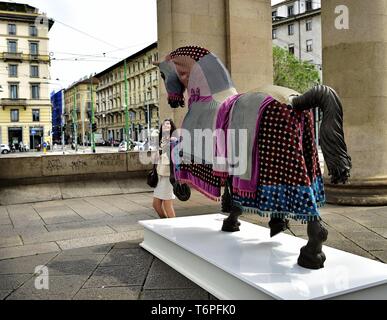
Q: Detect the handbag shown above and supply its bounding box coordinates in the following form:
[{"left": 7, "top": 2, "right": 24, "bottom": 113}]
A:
[
  {"left": 173, "top": 182, "right": 191, "bottom": 202},
  {"left": 147, "top": 165, "right": 158, "bottom": 188}
]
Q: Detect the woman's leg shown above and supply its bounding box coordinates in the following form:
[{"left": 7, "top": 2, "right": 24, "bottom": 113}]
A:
[
  {"left": 163, "top": 200, "right": 176, "bottom": 218},
  {"left": 153, "top": 198, "right": 168, "bottom": 219}
]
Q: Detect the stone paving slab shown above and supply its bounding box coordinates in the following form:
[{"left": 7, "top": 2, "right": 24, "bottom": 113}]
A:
[
  {"left": 83, "top": 197, "right": 129, "bottom": 217},
  {"left": 33, "top": 205, "right": 84, "bottom": 225},
  {"left": 46, "top": 254, "right": 104, "bottom": 276},
  {"left": 144, "top": 258, "right": 201, "bottom": 290},
  {"left": 100, "top": 248, "right": 151, "bottom": 267},
  {"left": 56, "top": 230, "right": 144, "bottom": 251},
  {"left": 0, "top": 184, "right": 63, "bottom": 206},
  {"left": 0, "top": 252, "right": 58, "bottom": 275},
  {"left": 0, "top": 242, "right": 60, "bottom": 260},
  {"left": 6, "top": 275, "right": 88, "bottom": 300},
  {"left": 140, "top": 288, "right": 209, "bottom": 300},
  {"left": 73, "top": 286, "right": 142, "bottom": 300},
  {"left": 60, "top": 244, "right": 113, "bottom": 256},
  {"left": 83, "top": 264, "right": 152, "bottom": 289},
  {"left": 7, "top": 204, "right": 45, "bottom": 228},
  {"left": 0, "top": 274, "right": 32, "bottom": 291},
  {"left": 0, "top": 235, "right": 23, "bottom": 248},
  {"left": 21, "top": 226, "right": 116, "bottom": 245},
  {"left": 59, "top": 180, "right": 123, "bottom": 200},
  {"left": 62, "top": 199, "right": 112, "bottom": 221},
  {"left": 0, "top": 290, "right": 11, "bottom": 300}
]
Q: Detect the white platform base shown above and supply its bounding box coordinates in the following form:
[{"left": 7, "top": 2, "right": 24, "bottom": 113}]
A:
[{"left": 139, "top": 214, "right": 387, "bottom": 300}]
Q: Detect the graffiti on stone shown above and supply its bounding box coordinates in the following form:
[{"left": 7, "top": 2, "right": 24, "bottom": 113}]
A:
[
  {"left": 70, "top": 160, "right": 88, "bottom": 171},
  {"left": 46, "top": 159, "right": 65, "bottom": 172},
  {"left": 96, "top": 155, "right": 123, "bottom": 167}
]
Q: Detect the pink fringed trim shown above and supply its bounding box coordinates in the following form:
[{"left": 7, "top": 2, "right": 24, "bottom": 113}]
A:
[
  {"left": 213, "top": 171, "right": 229, "bottom": 178},
  {"left": 179, "top": 179, "right": 221, "bottom": 203},
  {"left": 233, "top": 187, "right": 257, "bottom": 199}
]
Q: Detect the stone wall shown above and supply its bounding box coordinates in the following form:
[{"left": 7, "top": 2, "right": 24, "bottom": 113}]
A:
[{"left": 0, "top": 152, "right": 153, "bottom": 186}]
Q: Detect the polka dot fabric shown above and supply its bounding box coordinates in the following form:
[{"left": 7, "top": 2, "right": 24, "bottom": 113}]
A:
[
  {"left": 233, "top": 100, "right": 325, "bottom": 222},
  {"left": 170, "top": 46, "right": 210, "bottom": 62}
]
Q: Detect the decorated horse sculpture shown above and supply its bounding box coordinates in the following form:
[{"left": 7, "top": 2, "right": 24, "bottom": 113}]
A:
[{"left": 154, "top": 46, "right": 352, "bottom": 270}]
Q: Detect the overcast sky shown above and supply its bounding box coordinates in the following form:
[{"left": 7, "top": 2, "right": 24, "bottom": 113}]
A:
[{"left": 13, "top": 0, "right": 279, "bottom": 91}]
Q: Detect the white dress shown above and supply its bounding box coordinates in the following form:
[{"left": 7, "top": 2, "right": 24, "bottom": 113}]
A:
[{"left": 153, "top": 137, "right": 176, "bottom": 201}]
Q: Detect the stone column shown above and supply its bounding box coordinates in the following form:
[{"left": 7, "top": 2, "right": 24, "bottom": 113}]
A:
[
  {"left": 157, "top": 0, "right": 273, "bottom": 128},
  {"left": 322, "top": 0, "right": 387, "bottom": 205}
]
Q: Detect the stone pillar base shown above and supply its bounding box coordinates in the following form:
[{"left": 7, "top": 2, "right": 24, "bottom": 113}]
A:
[{"left": 326, "top": 179, "right": 387, "bottom": 206}]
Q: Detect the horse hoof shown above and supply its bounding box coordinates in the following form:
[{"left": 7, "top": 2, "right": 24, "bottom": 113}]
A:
[
  {"left": 269, "top": 218, "right": 289, "bottom": 238},
  {"left": 221, "top": 219, "right": 240, "bottom": 233},
  {"left": 297, "top": 246, "right": 326, "bottom": 270},
  {"left": 221, "top": 224, "right": 240, "bottom": 233}
]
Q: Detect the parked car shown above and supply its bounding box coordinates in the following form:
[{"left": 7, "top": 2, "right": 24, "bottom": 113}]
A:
[
  {"left": 118, "top": 140, "right": 136, "bottom": 152},
  {"left": 118, "top": 141, "right": 128, "bottom": 152},
  {"left": 1, "top": 144, "right": 10, "bottom": 154}
]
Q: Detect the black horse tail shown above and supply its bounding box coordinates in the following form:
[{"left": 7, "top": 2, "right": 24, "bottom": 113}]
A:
[{"left": 290, "top": 85, "right": 352, "bottom": 184}]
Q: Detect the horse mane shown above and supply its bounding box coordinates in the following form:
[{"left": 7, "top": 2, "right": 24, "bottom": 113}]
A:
[{"left": 170, "top": 46, "right": 210, "bottom": 62}]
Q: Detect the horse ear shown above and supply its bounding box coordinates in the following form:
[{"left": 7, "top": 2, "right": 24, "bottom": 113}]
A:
[{"left": 153, "top": 61, "right": 160, "bottom": 67}]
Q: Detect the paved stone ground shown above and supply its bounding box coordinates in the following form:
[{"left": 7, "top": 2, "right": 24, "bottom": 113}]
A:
[{"left": 0, "top": 190, "right": 386, "bottom": 300}]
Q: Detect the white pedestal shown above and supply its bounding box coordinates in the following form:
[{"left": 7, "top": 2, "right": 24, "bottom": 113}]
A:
[{"left": 139, "top": 214, "right": 387, "bottom": 300}]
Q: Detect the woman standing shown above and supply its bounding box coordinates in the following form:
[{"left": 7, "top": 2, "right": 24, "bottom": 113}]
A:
[{"left": 152, "top": 119, "right": 178, "bottom": 219}]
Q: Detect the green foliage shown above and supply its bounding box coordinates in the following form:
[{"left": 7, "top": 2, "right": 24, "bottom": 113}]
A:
[{"left": 273, "top": 46, "right": 321, "bottom": 93}]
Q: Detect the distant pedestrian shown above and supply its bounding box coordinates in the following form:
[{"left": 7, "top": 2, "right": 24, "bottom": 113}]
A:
[{"left": 152, "top": 119, "right": 178, "bottom": 219}]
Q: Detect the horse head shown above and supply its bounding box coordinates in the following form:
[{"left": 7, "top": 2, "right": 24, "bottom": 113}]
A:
[{"left": 155, "top": 46, "right": 212, "bottom": 109}]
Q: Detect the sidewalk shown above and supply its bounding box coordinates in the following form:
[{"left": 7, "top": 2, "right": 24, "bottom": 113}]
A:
[{"left": 0, "top": 191, "right": 386, "bottom": 300}]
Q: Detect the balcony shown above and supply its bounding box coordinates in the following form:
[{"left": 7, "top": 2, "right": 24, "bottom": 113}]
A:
[
  {"left": 0, "top": 98, "right": 27, "bottom": 110},
  {"left": 29, "top": 54, "right": 50, "bottom": 62},
  {"left": 3, "top": 52, "right": 23, "bottom": 61}
]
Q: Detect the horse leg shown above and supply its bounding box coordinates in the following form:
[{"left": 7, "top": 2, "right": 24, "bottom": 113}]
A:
[
  {"left": 297, "top": 219, "right": 329, "bottom": 269},
  {"left": 221, "top": 176, "right": 242, "bottom": 232},
  {"left": 268, "top": 217, "right": 290, "bottom": 238}
]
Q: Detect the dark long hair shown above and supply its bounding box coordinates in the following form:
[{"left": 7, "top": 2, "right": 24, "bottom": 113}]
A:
[{"left": 158, "top": 118, "right": 177, "bottom": 147}]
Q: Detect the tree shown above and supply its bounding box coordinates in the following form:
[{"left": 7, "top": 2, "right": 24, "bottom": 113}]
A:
[{"left": 273, "top": 46, "right": 321, "bottom": 93}]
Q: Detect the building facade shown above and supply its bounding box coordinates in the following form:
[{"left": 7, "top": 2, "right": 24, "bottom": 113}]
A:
[
  {"left": 63, "top": 76, "right": 98, "bottom": 145},
  {"left": 50, "top": 89, "right": 64, "bottom": 144},
  {"left": 94, "top": 42, "right": 159, "bottom": 143},
  {"left": 272, "top": 0, "right": 322, "bottom": 72},
  {"left": 0, "top": 1, "right": 54, "bottom": 149}
]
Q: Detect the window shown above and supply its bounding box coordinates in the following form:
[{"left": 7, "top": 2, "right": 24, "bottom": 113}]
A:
[
  {"left": 30, "top": 65, "right": 39, "bottom": 78},
  {"left": 30, "top": 42, "right": 39, "bottom": 55},
  {"left": 306, "top": 0, "right": 313, "bottom": 11},
  {"left": 272, "top": 28, "right": 277, "bottom": 39},
  {"left": 11, "top": 109, "right": 19, "bottom": 122},
  {"left": 8, "top": 40, "right": 17, "bottom": 53},
  {"left": 9, "top": 84, "right": 18, "bottom": 99},
  {"left": 306, "top": 20, "right": 312, "bottom": 31},
  {"left": 306, "top": 40, "right": 313, "bottom": 52},
  {"left": 8, "top": 65, "right": 17, "bottom": 77},
  {"left": 32, "top": 109, "right": 40, "bottom": 122},
  {"left": 8, "top": 24, "right": 16, "bottom": 35},
  {"left": 29, "top": 25, "right": 38, "bottom": 37},
  {"left": 288, "top": 24, "right": 294, "bottom": 36},
  {"left": 272, "top": 10, "right": 277, "bottom": 18},
  {"left": 288, "top": 44, "right": 295, "bottom": 55},
  {"left": 288, "top": 5, "right": 294, "bottom": 16},
  {"left": 31, "top": 84, "right": 40, "bottom": 99}
]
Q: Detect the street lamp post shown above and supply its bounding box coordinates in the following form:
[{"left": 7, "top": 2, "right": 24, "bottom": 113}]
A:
[
  {"left": 73, "top": 88, "right": 78, "bottom": 152},
  {"left": 90, "top": 77, "right": 96, "bottom": 153},
  {"left": 124, "top": 59, "right": 130, "bottom": 151}
]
